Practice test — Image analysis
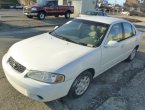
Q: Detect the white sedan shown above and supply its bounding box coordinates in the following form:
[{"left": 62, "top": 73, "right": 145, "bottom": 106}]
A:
[{"left": 2, "top": 16, "right": 142, "bottom": 102}]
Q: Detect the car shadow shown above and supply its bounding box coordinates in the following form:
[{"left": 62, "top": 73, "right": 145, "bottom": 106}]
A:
[
  {"left": 31, "top": 16, "right": 72, "bottom": 26},
  {"left": 45, "top": 51, "right": 145, "bottom": 110}
]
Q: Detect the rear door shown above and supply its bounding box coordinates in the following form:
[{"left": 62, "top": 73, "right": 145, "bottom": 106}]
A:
[
  {"left": 121, "top": 22, "right": 137, "bottom": 58},
  {"left": 101, "top": 23, "right": 125, "bottom": 71}
]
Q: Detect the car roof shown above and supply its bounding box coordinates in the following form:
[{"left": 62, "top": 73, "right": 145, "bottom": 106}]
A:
[{"left": 77, "top": 16, "right": 128, "bottom": 24}]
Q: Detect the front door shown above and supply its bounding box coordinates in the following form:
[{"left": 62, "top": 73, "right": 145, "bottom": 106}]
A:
[{"left": 44, "top": 1, "right": 58, "bottom": 15}]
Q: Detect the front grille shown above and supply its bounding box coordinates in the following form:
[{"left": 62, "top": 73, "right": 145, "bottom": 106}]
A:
[
  {"left": 23, "top": 7, "right": 31, "bottom": 13},
  {"left": 8, "top": 57, "right": 26, "bottom": 73}
]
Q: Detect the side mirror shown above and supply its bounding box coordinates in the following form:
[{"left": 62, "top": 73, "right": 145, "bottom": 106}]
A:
[
  {"left": 104, "top": 40, "right": 119, "bottom": 48},
  {"left": 54, "top": 26, "right": 59, "bottom": 30}
]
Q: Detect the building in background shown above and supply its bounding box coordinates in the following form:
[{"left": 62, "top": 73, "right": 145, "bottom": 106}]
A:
[{"left": 58, "top": 0, "right": 101, "bottom": 17}]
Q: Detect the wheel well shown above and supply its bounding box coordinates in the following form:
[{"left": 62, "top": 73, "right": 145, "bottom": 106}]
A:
[
  {"left": 135, "top": 45, "right": 139, "bottom": 50},
  {"left": 85, "top": 68, "right": 95, "bottom": 77},
  {"left": 66, "top": 10, "right": 71, "bottom": 13},
  {"left": 75, "top": 68, "right": 95, "bottom": 80},
  {"left": 38, "top": 10, "right": 46, "bottom": 15}
]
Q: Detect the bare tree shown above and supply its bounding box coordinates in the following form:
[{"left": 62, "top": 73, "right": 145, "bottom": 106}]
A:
[{"left": 17, "top": 0, "right": 36, "bottom": 5}]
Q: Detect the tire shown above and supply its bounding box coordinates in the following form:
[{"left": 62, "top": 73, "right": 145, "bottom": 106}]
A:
[
  {"left": 68, "top": 70, "right": 93, "bottom": 98},
  {"left": 26, "top": 15, "right": 33, "bottom": 18},
  {"left": 38, "top": 12, "right": 45, "bottom": 20},
  {"left": 126, "top": 48, "right": 137, "bottom": 61},
  {"left": 65, "top": 12, "right": 70, "bottom": 19},
  {"left": 55, "top": 15, "right": 59, "bottom": 18}
]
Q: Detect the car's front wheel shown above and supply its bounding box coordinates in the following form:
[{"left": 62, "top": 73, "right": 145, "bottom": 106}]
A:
[
  {"left": 68, "top": 70, "right": 92, "bottom": 98},
  {"left": 38, "top": 12, "right": 45, "bottom": 20},
  {"left": 65, "top": 12, "right": 70, "bottom": 19}
]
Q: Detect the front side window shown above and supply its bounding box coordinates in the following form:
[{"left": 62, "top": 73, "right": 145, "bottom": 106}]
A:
[
  {"left": 98, "top": 12, "right": 103, "bottom": 16},
  {"left": 107, "top": 23, "right": 123, "bottom": 42},
  {"left": 50, "top": 19, "right": 109, "bottom": 47},
  {"left": 46, "top": 1, "right": 57, "bottom": 7},
  {"left": 123, "top": 22, "right": 134, "bottom": 39},
  {"left": 103, "top": 12, "right": 107, "bottom": 16}
]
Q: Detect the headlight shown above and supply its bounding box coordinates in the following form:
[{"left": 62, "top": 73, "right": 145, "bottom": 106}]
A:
[
  {"left": 26, "top": 71, "right": 65, "bottom": 83},
  {"left": 31, "top": 7, "right": 37, "bottom": 11}
]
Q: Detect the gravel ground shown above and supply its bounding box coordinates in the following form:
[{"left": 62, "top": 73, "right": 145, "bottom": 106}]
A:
[
  {"left": 0, "top": 9, "right": 145, "bottom": 110},
  {"left": 0, "top": 32, "right": 144, "bottom": 110}
]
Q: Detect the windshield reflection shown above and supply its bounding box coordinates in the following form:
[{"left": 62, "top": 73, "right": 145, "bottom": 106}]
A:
[{"left": 50, "top": 19, "right": 109, "bottom": 47}]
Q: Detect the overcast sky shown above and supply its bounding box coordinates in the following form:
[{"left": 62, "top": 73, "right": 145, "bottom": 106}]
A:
[{"left": 108, "top": 0, "right": 126, "bottom": 5}]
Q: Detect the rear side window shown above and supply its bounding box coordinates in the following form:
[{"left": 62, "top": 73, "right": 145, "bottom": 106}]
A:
[
  {"left": 108, "top": 23, "right": 123, "bottom": 42},
  {"left": 123, "top": 23, "right": 134, "bottom": 39}
]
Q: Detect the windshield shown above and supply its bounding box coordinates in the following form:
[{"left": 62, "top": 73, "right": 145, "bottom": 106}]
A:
[
  {"left": 85, "top": 11, "right": 98, "bottom": 15},
  {"left": 50, "top": 19, "right": 109, "bottom": 47}
]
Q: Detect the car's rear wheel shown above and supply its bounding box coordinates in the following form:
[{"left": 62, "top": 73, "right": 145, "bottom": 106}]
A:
[
  {"left": 126, "top": 48, "right": 137, "bottom": 61},
  {"left": 68, "top": 70, "right": 92, "bottom": 98},
  {"left": 65, "top": 12, "right": 70, "bottom": 19},
  {"left": 38, "top": 12, "right": 45, "bottom": 20},
  {"left": 26, "top": 15, "right": 33, "bottom": 18}
]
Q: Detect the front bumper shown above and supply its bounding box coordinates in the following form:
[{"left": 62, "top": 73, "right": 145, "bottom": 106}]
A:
[
  {"left": 2, "top": 54, "right": 73, "bottom": 102},
  {"left": 23, "top": 12, "right": 38, "bottom": 16}
]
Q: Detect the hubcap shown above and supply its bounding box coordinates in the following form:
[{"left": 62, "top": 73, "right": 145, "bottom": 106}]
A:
[
  {"left": 130, "top": 49, "right": 136, "bottom": 60},
  {"left": 40, "top": 13, "right": 45, "bottom": 19},
  {"left": 75, "top": 76, "right": 90, "bottom": 95},
  {"left": 67, "top": 13, "right": 70, "bottom": 18}
]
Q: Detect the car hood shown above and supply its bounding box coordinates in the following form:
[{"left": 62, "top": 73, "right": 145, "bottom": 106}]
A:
[
  {"left": 9, "top": 33, "right": 94, "bottom": 72},
  {"left": 24, "top": 4, "right": 42, "bottom": 9}
]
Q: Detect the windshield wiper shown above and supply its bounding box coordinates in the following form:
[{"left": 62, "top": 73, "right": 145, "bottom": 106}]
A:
[
  {"left": 50, "top": 32, "right": 60, "bottom": 37},
  {"left": 59, "top": 36, "right": 77, "bottom": 44},
  {"left": 77, "top": 42, "right": 87, "bottom": 46},
  {"left": 78, "top": 42, "right": 95, "bottom": 47},
  {"left": 51, "top": 33, "right": 78, "bottom": 44},
  {"left": 50, "top": 32, "right": 95, "bottom": 47}
]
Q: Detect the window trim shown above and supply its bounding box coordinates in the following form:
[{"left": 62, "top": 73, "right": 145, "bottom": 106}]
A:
[{"left": 131, "top": 25, "right": 136, "bottom": 36}]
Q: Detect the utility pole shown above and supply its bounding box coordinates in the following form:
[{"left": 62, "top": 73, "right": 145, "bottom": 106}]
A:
[{"left": 113, "top": 0, "right": 116, "bottom": 14}]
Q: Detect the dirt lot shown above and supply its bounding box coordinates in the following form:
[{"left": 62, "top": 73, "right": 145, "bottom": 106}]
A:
[
  {"left": 0, "top": 35, "right": 145, "bottom": 110},
  {"left": 0, "top": 9, "right": 145, "bottom": 110}
]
